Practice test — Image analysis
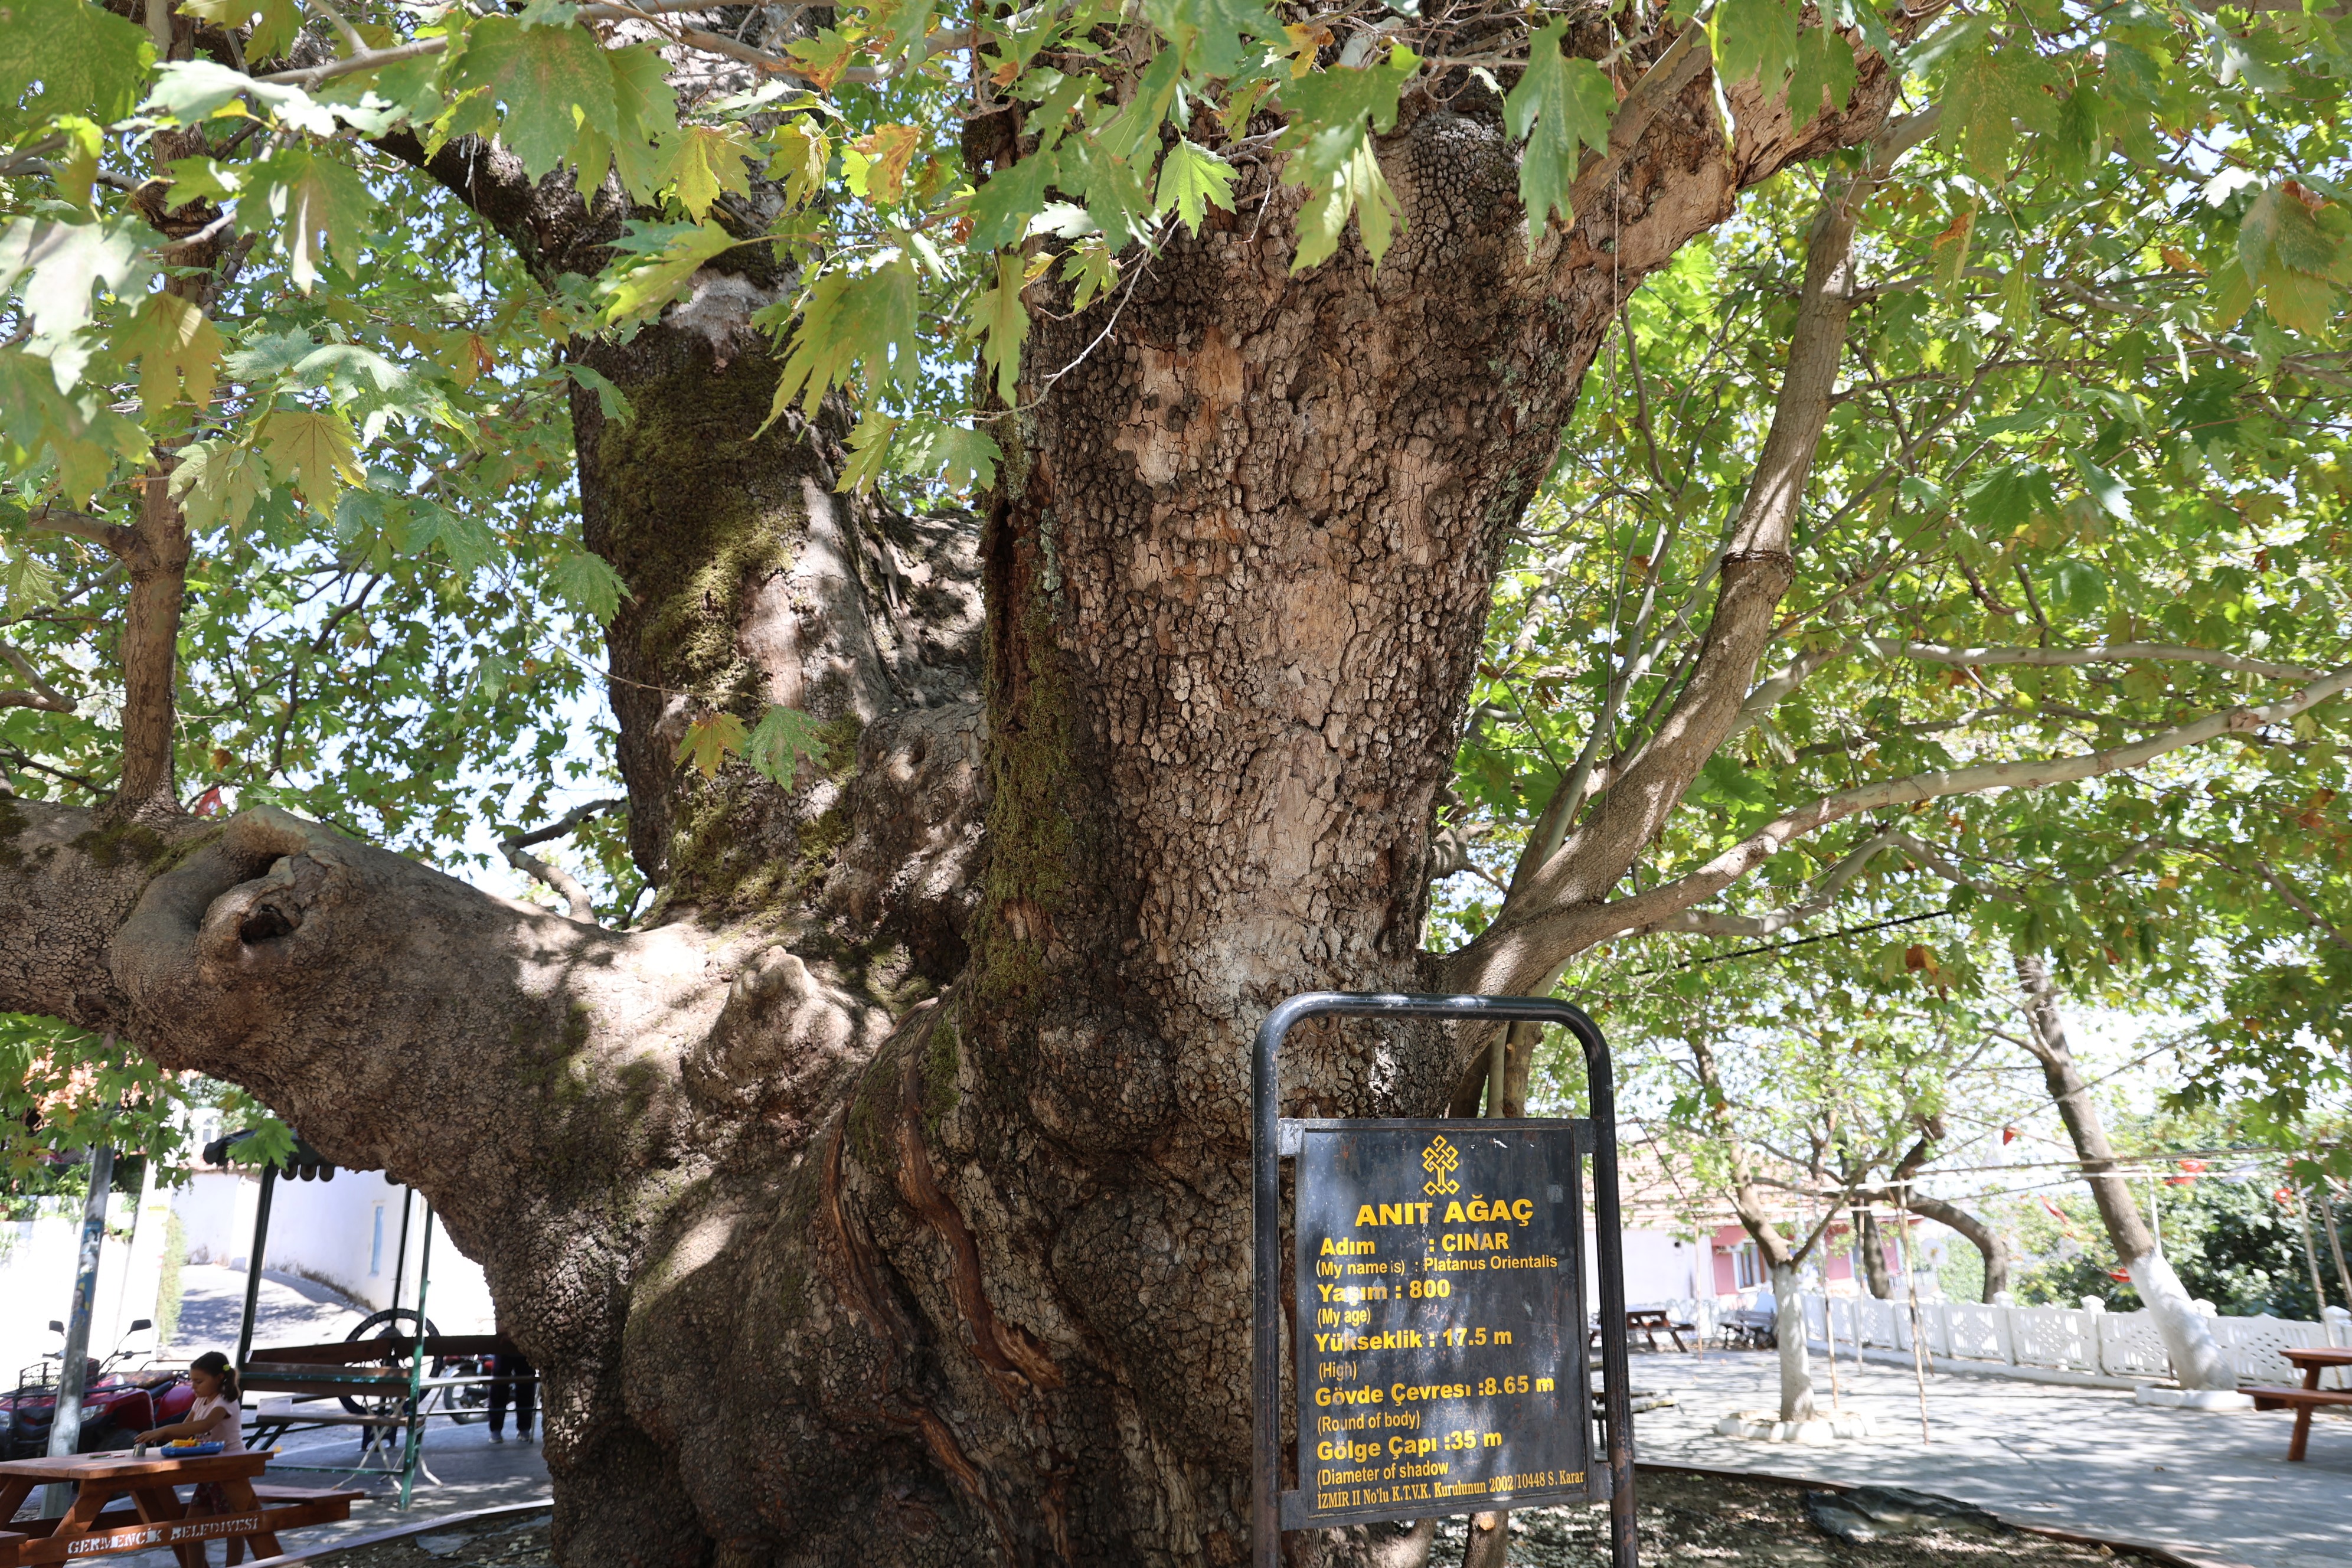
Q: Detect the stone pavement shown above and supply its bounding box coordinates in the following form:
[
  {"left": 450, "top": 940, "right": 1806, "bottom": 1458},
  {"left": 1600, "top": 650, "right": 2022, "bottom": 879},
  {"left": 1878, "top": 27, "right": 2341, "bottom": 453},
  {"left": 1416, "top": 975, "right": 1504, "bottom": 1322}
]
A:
[
  {"left": 97, "top": 1412, "right": 551, "bottom": 1567},
  {"left": 164, "top": 1265, "right": 370, "bottom": 1361},
  {"left": 1625, "top": 1348, "right": 2352, "bottom": 1568},
  {"left": 8, "top": 1265, "right": 546, "bottom": 1568}
]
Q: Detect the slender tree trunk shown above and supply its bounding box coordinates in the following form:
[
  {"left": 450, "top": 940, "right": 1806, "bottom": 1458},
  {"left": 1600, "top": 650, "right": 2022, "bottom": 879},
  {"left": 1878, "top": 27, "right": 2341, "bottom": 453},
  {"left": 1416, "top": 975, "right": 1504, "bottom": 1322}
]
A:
[
  {"left": 1854, "top": 1207, "right": 1892, "bottom": 1300},
  {"left": 1768, "top": 1260, "right": 1815, "bottom": 1424},
  {"left": 1899, "top": 1193, "right": 2008, "bottom": 1304},
  {"left": 2013, "top": 953, "right": 2233, "bottom": 1392}
]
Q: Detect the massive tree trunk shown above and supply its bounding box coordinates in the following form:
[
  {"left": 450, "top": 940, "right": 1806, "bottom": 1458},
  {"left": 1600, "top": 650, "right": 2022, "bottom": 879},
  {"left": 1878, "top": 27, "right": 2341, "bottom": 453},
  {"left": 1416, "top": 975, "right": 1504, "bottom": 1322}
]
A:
[
  {"left": 0, "top": 41, "right": 1897, "bottom": 1568},
  {"left": 2013, "top": 954, "right": 2234, "bottom": 1394}
]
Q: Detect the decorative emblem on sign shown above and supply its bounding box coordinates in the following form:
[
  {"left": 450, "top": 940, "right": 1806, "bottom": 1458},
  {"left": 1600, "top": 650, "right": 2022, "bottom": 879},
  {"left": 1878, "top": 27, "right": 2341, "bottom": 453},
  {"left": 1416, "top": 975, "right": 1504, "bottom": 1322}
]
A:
[{"left": 1421, "top": 1134, "right": 1462, "bottom": 1195}]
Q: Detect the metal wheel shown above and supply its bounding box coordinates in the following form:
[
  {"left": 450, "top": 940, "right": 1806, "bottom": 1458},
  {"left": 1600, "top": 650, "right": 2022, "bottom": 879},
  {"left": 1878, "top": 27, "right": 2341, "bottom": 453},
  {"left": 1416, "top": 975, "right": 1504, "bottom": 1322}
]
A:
[{"left": 338, "top": 1307, "right": 441, "bottom": 1422}]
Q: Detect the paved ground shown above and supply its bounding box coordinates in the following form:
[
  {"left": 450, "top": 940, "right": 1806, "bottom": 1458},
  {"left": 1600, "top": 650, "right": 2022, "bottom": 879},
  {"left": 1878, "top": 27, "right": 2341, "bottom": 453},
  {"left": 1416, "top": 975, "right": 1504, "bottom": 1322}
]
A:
[
  {"left": 1628, "top": 1348, "right": 2352, "bottom": 1568},
  {"left": 165, "top": 1265, "right": 371, "bottom": 1361},
  {"left": 22, "top": 1404, "right": 554, "bottom": 1567},
  {"left": 8, "top": 1267, "right": 547, "bottom": 1567}
]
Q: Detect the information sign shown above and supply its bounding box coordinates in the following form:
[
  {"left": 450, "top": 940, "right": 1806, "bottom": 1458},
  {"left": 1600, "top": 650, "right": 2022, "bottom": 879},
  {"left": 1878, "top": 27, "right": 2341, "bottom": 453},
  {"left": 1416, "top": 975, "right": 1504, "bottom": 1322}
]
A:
[
  {"left": 1286, "top": 1119, "right": 1592, "bottom": 1528},
  {"left": 1251, "top": 992, "right": 1639, "bottom": 1568}
]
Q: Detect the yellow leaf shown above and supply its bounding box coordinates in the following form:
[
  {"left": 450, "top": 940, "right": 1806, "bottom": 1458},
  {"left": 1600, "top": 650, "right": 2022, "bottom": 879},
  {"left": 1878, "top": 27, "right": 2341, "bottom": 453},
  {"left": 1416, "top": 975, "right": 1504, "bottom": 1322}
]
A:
[
  {"left": 1281, "top": 22, "right": 1332, "bottom": 79},
  {"left": 2160, "top": 245, "right": 2202, "bottom": 275},
  {"left": 852, "top": 124, "right": 921, "bottom": 205},
  {"left": 118, "top": 293, "right": 223, "bottom": 412},
  {"left": 257, "top": 408, "right": 363, "bottom": 513},
  {"left": 662, "top": 124, "right": 753, "bottom": 220},
  {"left": 766, "top": 120, "right": 829, "bottom": 210},
  {"left": 673, "top": 711, "right": 746, "bottom": 778}
]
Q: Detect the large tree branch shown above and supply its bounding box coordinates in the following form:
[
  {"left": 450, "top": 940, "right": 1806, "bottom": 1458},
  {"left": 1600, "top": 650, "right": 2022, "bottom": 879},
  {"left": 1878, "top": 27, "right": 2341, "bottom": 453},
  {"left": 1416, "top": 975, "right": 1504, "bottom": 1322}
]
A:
[
  {"left": 1868, "top": 638, "right": 2318, "bottom": 682},
  {"left": 1633, "top": 826, "right": 1909, "bottom": 937},
  {"left": 1488, "top": 106, "right": 1938, "bottom": 944},
  {"left": 1448, "top": 665, "right": 2352, "bottom": 986},
  {"left": 2242, "top": 855, "right": 2352, "bottom": 955},
  {"left": 0, "top": 645, "right": 75, "bottom": 714}
]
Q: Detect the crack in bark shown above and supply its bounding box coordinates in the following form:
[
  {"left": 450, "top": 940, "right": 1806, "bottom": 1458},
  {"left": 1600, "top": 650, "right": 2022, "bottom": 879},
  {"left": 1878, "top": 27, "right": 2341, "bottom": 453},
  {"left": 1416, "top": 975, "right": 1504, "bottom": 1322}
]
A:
[{"left": 893, "top": 1008, "right": 1064, "bottom": 1400}]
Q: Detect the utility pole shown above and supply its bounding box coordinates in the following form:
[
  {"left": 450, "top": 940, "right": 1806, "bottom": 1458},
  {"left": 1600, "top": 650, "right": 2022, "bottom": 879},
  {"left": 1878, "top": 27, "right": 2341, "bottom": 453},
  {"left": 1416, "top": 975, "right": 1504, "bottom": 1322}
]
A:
[{"left": 43, "top": 1142, "right": 116, "bottom": 1515}]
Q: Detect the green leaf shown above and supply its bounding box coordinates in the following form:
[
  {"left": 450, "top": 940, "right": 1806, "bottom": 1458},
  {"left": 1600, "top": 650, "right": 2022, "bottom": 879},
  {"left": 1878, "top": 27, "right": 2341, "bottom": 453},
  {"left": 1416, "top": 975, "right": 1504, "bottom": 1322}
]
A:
[
  {"left": 1155, "top": 139, "right": 1238, "bottom": 234},
  {"left": 449, "top": 16, "right": 617, "bottom": 181},
  {"left": 178, "top": 0, "right": 300, "bottom": 63},
  {"left": 744, "top": 704, "right": 829, "bottom": 789},
  {"left": 968, "top": 250, "right": 1030, "bottom": 404},
  {"left": 894, "top": 417, "right": 1001, "bottom": 492},
  {"left": 567, "top": 361, "right": 633, "bottom": 422},
  {"left": 966, "top": 151, "right": 1057, "bottom": 253},
  {"left": 599, "top": 221, "right": 735, "bottom": 325},
  {"left": 1963, "top": 465, "right": 2053, "bottom": 533},
  {"left": 0, "top": 543, "right": 60, "bottom": 611},
  {"left": 1054, "top": 138, "right": 1155, "bottom": 249},
  {"left": 1504, "top": 22, "right": 1615, "bottom": 241},
  {"left": 1278, "top": 45, "right": 1417, "bottom": 136},
  {"left": 146, "top": 60, "right": 339, "bottom": 135},
  {"left": 257, "top": 407, "right": 363, "bottom": 512},
  {"left": 0, "top": 217, "right": 156, "bottom": 344},
  {"left": 1141, "top": 0, "right": 1279, "bottom": 79},
  {"left": 1712, "top": 0, "right": 1799, "bottom": 92},
  {"left": 167, "top": 437, "right": 266, "bottom": 533},
  {"left": 674, "top": 710, "right": 746, "bottom": 779},
  {"left": 548, "top": 544, "right": 626, "bottom": 622},
  {"left": 835, "top": 413, "right": 900, "bottom": 495},
  {"left": 1938, "top": 32, "right": 2059, "bottom": 179},
  {"left": 2040, "top": 558, "right": 2108, "bottom": 617},
  {"left": 1283, "top": 121, "right": 1402, "bottom": 272},
  {"left": 765, "top": 255, "right": 922, "bottom": 420},
  {"left": 1096, "top": 46, "right": 1182, "bottom": 162},
  {"left": 0, "top": 0, "right": 154, "bottom": 124},
  {"left": 116, "top": 292, "right": 223, "bottom": 411},
  {"left": 1786, "top": 24, "right": 1857, "bottom": 133},
  {"left": 249, "top": 146, "right": 371, "bottom": 291}
]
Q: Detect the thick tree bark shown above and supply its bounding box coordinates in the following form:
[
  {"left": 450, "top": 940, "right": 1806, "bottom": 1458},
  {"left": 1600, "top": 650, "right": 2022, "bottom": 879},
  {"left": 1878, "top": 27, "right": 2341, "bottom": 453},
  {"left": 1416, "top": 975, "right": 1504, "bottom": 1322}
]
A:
[
  {"left": 0, "top": 37, "right": 1903, "bottom": 1568},
  {"left": 2013, "top": 953, "right": 2233, "bottom": 1393}
]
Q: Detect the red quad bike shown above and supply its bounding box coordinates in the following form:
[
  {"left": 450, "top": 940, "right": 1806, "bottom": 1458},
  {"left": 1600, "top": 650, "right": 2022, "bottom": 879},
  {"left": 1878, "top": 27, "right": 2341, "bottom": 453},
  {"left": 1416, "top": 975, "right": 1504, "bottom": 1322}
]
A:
[{"left": 1, "top": 1319, "right": 192, "bottom": 1459}]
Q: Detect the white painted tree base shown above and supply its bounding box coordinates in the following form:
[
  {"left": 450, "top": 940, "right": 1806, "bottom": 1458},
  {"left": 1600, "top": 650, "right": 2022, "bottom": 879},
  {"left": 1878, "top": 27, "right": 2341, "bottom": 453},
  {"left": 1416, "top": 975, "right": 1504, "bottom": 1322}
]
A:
[
  {"left": 2132, "top": 1385, "right": 2255, "bottom": 1411},
  {"left": 1714, "top": 1409, "right": 1878, "bottom": 1444}
]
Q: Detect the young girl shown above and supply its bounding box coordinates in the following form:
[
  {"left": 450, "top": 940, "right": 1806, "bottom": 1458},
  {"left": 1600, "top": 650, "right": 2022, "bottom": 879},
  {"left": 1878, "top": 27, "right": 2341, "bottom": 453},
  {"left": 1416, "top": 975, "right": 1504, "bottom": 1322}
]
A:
[
  {"left": 135, "top": 1350, "right": 246, "bottom": 1455},
  {"left": 135, "top": 1351, "right": 250, "bottom": 1565}
]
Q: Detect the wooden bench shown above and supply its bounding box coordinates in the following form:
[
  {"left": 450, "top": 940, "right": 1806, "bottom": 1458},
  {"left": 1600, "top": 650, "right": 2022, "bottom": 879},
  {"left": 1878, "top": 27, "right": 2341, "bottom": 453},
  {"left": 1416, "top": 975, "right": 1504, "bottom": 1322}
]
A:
[
  {"left": 2245, "top": 1384, "right": 2352, "bottom": 1461},
  {"left": 0, "top": 1453, "right": 359, "bottom": 1566}
]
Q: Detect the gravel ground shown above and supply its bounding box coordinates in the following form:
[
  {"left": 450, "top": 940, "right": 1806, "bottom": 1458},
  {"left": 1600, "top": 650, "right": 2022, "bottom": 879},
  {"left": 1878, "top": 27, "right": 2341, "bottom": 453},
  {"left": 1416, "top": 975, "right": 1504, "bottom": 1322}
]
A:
[
  {"left": 287, "top": 1473, "right": 2168, "bottom": 1567},
  {"left": 293, "top": 1512, "right": 551, "bottom": 1567},
  {"left": 1429, "top": 1469, "right": 2167, "bottom": 1567}
]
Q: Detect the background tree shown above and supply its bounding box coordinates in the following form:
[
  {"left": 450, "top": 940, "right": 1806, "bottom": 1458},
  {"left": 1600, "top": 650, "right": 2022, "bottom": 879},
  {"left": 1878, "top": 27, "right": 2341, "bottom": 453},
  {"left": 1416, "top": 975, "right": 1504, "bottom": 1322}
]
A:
[
  {"left": 2, "top": 1, "right": 2348, "bottom": 1566},
  {"left": 1615, "top": 937, "right": 2023, "bottom": 1418}
]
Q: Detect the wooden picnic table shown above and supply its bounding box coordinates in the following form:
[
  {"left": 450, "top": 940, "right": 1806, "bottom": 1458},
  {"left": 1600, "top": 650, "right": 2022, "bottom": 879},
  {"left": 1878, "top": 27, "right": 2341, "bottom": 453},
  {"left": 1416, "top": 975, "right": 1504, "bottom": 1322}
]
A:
[
  {"left": 2246, "top": 1346, "right": 2352, "bottom": 1461},
  {"left": 1586, "top": 1308, "right": 1697, "bottom": 1353},
  {"left": 0, "top": 1451, "right": 357, "bottom": 1566}
]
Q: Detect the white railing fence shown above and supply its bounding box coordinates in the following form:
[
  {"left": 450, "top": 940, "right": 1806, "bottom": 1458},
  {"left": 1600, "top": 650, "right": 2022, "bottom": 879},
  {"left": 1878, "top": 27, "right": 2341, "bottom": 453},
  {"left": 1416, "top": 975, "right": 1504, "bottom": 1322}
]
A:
[{"left": 1778, "top": 1291, "right": 2352, "bottom": 1389}]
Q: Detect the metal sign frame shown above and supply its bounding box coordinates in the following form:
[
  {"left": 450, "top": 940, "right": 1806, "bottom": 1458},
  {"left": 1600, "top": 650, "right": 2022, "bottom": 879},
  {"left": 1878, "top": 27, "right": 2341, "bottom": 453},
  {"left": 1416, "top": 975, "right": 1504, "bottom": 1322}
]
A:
[{"left": 1252, "top": 992, "right": 1638, "bottom": 1568}]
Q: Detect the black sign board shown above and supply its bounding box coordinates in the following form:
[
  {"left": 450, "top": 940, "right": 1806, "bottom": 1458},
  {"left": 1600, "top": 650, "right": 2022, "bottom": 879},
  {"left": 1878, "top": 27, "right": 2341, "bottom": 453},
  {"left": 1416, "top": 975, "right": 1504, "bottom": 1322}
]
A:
[
  {"left": 1252, "top": 994, "right": 1638, "bottom": 1568},
  {"left": 1288, "top": 1119, "right": 1592, "bottom": 1528}
]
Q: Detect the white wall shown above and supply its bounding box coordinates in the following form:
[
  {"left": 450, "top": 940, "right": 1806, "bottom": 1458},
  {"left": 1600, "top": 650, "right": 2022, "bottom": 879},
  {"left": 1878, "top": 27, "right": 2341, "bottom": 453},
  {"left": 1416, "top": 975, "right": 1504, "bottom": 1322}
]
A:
[
  {"left": 1580, "top": 1226, "right": 1702, "bottom": 1310},
  {"left": 0, "top": 1181, "right": 159, "bottom": 1384},
  {"left": 169, "top": 1171, "right": 496, "bottom": 1333}
]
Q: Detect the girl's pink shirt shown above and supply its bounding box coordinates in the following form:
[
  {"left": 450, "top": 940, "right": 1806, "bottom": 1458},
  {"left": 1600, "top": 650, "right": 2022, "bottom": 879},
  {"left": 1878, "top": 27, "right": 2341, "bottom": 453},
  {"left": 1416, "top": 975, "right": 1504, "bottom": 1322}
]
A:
[{"left": 185, "top": 1394, "right": 246, "bottom": 1453}]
